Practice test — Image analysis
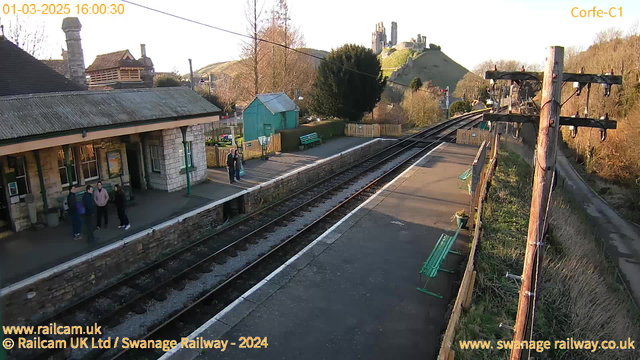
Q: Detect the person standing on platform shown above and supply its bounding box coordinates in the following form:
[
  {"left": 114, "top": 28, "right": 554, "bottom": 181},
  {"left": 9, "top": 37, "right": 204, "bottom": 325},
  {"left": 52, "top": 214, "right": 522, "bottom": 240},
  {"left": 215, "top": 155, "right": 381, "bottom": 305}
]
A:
[
  {"left": 114, "top": 184, "right": 131, "bottom": 230},
  {"left": 93, "top": 181, "right": 109, "bottom": 229},
  {"left": 227, "top": 151, "right": 236, "bottom": 184},
  {"left": 83, "top": 185, "right": 96, "bottom": 244},
  {"left": 234, "top": 149, "right": 241, "bottom": 181},
  {"left": 67, "top": 185, "right": 81, "bottom": 240}
]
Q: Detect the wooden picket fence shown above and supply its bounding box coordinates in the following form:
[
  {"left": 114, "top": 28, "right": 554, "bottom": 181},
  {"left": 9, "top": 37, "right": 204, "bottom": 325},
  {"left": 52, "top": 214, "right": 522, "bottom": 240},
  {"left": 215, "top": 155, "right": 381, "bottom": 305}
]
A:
[
  {"left": 345, "top": 123, "right": 402, "bottom": 137},
  {"left": 206, "top": 133, "right": 281, "bottom": 168}
]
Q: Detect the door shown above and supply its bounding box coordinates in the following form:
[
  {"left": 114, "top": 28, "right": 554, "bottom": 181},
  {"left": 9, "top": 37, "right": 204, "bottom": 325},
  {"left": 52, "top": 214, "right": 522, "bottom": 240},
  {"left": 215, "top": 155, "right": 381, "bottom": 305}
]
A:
[
  {"left": 126, "top": 148, "right": 142, "bottom": 189},
  {"left": 0, "top": 164, "right": 10, "bottom": 230}
]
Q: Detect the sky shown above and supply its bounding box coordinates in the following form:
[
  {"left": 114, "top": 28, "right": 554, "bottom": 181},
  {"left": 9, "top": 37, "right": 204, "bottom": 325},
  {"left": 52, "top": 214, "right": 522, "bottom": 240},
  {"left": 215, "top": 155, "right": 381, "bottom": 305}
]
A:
[{"left": 3, "top": 0, "right": 639, "bottom": 75}]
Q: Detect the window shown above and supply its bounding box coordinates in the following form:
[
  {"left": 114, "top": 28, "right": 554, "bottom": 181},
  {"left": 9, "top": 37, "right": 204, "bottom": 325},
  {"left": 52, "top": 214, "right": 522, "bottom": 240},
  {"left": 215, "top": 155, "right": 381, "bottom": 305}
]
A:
[
  {"left": 80, "top": 145, "right": 99, "bottom": 181},
  {"left": 179, "top": 142, "right": 193, "bottom": 169},
  {"left": 58, "top": 149, "right": 77, "bottom": 187},
  {"left": 8, "top": 156, "right": 29, "bottom": 196},
  {"left": 150, "top": 145, "right": 162, "bottom": 173}
]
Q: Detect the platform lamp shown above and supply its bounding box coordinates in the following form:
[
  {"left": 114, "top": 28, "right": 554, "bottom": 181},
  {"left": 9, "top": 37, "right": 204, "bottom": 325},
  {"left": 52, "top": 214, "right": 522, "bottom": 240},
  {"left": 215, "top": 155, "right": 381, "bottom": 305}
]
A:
[{"left": 180, "top": 126, "right": 192, "bottom": 196}]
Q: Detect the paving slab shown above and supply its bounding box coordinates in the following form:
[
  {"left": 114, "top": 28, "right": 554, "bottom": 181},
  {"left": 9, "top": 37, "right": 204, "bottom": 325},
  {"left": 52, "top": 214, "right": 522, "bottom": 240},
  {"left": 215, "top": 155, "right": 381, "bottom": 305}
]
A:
[{"left": 188, "top": 143, "right": 479, "bottom": 360}]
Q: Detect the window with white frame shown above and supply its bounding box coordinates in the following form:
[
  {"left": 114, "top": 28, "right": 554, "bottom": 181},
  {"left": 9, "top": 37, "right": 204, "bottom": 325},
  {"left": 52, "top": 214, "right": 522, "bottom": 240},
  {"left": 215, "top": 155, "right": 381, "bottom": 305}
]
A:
[
  {"left": 58, "top": 149, "right": 78, "bottom": 187},
  {"left": 150, "top": 145, "right": 162, "bottom": 173},
  {"left": 80, "top": 144, "right": 99, "bottom": 181},
  {"left": 179, "top": 142, "right": 193, "bottom": 169},
  {"left": 9, "top": 156, "right": 30, "bottom": 196}
]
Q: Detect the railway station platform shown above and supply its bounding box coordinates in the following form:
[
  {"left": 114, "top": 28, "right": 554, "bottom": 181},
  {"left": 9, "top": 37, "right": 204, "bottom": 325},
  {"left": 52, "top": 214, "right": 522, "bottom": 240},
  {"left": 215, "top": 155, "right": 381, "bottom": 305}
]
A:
[
  {"left": 171, "top": 142, "right": 479, "bottom": 360},
  {"left": 0, "top": 137, "right": 374, "bottom": 288}
]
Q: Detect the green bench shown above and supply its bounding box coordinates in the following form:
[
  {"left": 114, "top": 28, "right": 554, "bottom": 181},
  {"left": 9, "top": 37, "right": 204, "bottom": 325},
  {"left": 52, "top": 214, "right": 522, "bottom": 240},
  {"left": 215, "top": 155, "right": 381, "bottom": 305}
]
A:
[
  {"left": 457, "top": 167, "right": 472, "bottom": 194},
  {"left": 300, "top": 133, "right": 321, "bottom": 148},
  {"left": 417, "top": 224, "right": 463, "bottom": 298}
]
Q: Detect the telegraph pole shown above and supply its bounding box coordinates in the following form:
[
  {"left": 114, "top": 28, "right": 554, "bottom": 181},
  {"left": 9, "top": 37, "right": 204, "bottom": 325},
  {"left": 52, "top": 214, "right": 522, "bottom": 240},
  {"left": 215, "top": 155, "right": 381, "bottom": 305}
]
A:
[
  {"left": 188, "top": 59, "right": 194, "bottom": 90},
  {"left": 511, "top": 46, "right": 563, "bottom": 360}
]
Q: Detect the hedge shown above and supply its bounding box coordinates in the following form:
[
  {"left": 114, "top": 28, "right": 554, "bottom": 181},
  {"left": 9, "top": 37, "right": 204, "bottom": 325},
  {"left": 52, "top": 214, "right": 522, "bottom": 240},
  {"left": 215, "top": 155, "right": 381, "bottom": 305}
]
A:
[{"left": 277, "top": 119, "right": 345, "bottom": 151}]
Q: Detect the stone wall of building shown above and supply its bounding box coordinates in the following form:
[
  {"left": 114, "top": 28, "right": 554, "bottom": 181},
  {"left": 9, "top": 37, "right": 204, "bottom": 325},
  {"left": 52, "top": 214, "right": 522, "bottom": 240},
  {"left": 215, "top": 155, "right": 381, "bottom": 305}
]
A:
[
  {"left": 0, "top": 139, "right": 391, "bottom": 324},
  {"left": 1, "top": 138, "right": 130, "bottom": 232},
  {"left": 162, "top": 125, "right": 207, "bottom": 192}
]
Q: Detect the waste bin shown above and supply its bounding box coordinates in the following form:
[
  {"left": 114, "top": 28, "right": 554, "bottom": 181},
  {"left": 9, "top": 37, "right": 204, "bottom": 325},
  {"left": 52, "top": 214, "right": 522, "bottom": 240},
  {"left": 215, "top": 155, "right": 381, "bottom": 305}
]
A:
[{"left": 46, "top": 208, "right": 60, "bottom": 227}]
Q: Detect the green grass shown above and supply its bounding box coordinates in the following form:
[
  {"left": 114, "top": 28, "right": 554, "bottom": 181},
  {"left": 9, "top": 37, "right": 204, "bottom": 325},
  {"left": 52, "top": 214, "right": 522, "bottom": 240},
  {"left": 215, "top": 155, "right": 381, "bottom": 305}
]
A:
[
  {"left": 390, "top": 50, "right": 469, "bottom": 92},
  {"left": 380, "top": 49, "right": 415, "bottom": 78},
  {"left": 454, "top": 148, "right": 640, "bottom": 360}
]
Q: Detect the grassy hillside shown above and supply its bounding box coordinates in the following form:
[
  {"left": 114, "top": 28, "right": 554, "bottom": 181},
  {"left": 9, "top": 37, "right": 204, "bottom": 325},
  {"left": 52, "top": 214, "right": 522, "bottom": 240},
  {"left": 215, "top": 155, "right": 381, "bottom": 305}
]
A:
[
  {"left": 380, "top": 49, "right": 417, "bottom": 77},
  {"left": 193, "top": 48, "right": 328, "bottom": 79},
  {"left": 385, "top": 49, "right": 469, "bottom": 93}
]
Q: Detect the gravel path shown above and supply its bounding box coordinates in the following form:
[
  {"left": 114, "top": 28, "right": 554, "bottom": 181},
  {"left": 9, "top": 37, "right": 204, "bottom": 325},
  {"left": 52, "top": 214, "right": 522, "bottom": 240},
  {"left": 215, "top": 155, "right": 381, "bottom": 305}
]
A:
[{"left": 69, "top": 148, "right": 421, "bottom": 359}]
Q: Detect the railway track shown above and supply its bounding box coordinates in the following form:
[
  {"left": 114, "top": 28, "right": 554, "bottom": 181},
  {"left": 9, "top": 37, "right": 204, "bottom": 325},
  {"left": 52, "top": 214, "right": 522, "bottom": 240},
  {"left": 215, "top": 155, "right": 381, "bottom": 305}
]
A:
[{"left": 7, "top": 111, "right": 485, "bottom": 360}]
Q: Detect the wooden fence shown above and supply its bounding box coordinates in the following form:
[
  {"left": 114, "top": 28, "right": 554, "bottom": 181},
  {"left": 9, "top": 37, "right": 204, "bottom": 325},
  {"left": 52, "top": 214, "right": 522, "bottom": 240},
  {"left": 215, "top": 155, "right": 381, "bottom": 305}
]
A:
[
  {"left": 345, "top": 123, "right": 402, "bottom": 137},
  {"left": 456, "top": 129, "right": 491, "bottom": 146},
  {"left": 206, "top": 133, "right": 281, "bottom": 168},
  {"left": 437, "top": 135, "right": 499, "bottom": 360}
]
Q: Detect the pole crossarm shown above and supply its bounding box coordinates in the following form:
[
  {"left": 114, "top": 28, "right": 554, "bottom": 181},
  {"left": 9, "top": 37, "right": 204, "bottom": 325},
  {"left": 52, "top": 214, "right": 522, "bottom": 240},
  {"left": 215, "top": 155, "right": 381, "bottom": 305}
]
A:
[
  {"left": 482, "top": 113, "right": 617, "bottom": 129},
  {"left": 485, "top": 71, "right": 622, "bottom": 85}
]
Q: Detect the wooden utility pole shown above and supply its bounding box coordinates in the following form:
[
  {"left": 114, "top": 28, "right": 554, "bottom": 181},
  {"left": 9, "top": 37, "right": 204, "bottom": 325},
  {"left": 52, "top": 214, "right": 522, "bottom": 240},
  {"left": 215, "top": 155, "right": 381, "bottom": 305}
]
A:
[
  {"left": 188, "top": 59, "right": 194, "bottom": 90},
  {"left": 510, "top": 46, "right": 564, "bottom": 360}
]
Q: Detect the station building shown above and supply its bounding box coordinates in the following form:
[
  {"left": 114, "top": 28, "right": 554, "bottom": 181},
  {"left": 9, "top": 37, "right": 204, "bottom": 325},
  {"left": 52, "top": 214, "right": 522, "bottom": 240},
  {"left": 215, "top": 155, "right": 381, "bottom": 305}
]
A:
[{"left": 0, "top": 32, "right": 220, "bottom": 234}]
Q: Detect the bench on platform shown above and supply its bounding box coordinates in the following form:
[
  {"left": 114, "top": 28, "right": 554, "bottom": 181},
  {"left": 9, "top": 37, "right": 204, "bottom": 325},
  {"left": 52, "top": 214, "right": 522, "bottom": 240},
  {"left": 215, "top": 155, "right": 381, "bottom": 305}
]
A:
[
  {"left": 457, "top": 167, "right": 472, "bottom": 194},
  {"left": 417, "top": 224, "right": 463, "bottom": 298},
  {"left": 300, "top": 133, "right": 321, "bottom": 148}
]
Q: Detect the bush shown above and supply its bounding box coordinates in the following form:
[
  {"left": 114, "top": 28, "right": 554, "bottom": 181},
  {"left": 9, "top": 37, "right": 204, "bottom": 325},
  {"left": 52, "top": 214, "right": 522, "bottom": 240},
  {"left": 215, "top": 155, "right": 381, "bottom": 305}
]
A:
[
  {"left": 277, "top": 119, "right": 345, "bottom": 151},
  {"left": 449, "top": 100, "right": 472, "bottom": 115}
]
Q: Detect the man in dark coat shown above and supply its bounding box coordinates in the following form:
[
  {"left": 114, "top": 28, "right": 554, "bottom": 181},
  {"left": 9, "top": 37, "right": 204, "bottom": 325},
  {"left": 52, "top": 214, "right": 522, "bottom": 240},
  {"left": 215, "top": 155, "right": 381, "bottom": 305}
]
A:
[
  {"left": 227, "top": 151, "right": 235, "bottom": 184},
  {"left": 67, "top": 185, "right": 81, "bottom": 240},
  {"left": 83, "top": 185, "right": 96, "bottom": 244}
]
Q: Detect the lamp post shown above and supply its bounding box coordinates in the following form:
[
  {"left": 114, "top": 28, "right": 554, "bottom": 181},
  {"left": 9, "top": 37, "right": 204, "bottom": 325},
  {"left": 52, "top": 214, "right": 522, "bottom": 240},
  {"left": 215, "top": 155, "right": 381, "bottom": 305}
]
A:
[{"left": 180, "top": 126, "right": 191, "bottom": 196}]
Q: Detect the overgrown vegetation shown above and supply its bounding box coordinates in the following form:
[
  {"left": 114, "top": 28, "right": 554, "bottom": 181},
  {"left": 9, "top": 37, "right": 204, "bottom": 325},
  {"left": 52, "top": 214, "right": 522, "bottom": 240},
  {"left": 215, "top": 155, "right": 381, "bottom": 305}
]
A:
[
  {"left": 560, "top": 30, "right": 640, "bottom": 223},
  {"left": 454, "top": 149, "right": 640, "bottom": 360},
  {"left": 380, "top": 49, "right": 416, "bottom": 77},
  {"left": 449, "top": 100, "right": 471, "bottom": 116}
]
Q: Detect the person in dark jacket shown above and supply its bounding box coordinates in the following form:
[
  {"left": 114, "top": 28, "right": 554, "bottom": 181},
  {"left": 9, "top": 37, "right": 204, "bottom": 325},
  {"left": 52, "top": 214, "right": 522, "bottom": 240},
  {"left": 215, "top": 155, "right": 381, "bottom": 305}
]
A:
[
  {"left": 67, "top": 185, "right": 81, "bottom": 240},
  {"left": 234, "top": 149, "right": 241, "bottom": 181},
  {"left": 114, "top": 184, "right": 131, "bottom": 230},
  {"left": 227, "top": 151, "right": 235, "bottom": 184},
  {"left": 82, "top": 185, "right": 96, "bottom": 244}
]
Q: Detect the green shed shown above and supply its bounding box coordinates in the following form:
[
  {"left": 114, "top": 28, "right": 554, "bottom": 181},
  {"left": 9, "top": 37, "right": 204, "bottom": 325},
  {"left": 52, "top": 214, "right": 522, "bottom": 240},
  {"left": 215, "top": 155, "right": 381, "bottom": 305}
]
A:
[{"left": 243, "top": 92, "right": 299, "bottom": 142}]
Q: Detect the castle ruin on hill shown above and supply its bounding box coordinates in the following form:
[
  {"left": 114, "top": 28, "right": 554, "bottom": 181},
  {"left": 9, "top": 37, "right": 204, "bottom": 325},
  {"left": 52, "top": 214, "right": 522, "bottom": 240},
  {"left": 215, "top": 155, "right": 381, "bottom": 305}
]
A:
[{"left": 371, "top": 21, "right": 428, "bottom": 55}]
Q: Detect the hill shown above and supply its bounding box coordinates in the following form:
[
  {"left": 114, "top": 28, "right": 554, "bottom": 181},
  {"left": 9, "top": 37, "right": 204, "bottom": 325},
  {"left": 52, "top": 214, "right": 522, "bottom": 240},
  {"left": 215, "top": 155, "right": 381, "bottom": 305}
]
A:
[
  {"left": 192, "top": 48, "right": 328, "bottom": 80},
  {"left": 382, "top": 48, "right": 469, "bottom": 93}
]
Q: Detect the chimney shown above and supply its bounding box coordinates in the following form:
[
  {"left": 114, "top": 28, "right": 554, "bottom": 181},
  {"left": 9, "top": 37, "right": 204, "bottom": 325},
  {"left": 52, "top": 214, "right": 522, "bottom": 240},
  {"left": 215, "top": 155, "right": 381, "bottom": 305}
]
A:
[
  {"left": 61, "top": 17, "right": 87, "bottom": 89},
  {"left": 140, "top": 44, "right": 146, "bottom": 58}
]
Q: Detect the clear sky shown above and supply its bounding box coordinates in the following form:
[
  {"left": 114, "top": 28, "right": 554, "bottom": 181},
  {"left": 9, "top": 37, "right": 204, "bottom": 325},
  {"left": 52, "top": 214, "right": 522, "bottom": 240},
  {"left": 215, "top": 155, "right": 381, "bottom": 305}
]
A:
[{"left": 4, "top": 0, "right": 639, "bottom": 74}]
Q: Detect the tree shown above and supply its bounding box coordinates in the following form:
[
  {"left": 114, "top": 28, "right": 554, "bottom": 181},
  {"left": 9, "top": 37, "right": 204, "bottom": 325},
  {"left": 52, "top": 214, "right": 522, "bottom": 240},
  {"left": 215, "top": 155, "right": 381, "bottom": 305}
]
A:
[
  {"left": 449, "top": 100, "right": 471, "bottom": 115},
  {"left": 401, "top": 82, "right": 442, "bottom": 127},
  {"left": 155, "top": 76, "right": 181, "bottom": 87},
  {"left": 409, "top": 77, "right": 423, "bottom": 92},
  {"left": 453, "top": 72, "right": 489, "bottom": 102},
  {"left": 241, "top": 0, "right": 265, "bottom": 96},
  {"left": 1, "top": 15, "right": 48, "bottom": 58},
  {"left": 311, "top": 44, "right": 386, "bottom": 121}
]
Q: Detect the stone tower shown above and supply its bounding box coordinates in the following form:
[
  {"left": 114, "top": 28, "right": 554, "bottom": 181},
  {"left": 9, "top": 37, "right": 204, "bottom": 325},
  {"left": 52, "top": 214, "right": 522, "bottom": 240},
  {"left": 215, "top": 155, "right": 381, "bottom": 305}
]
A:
[
  {"left": 390, "top": 22, "right": 397, "bottom": 46},
  {"left": 138, "top": 44, "right": 155, "bottom": 88},
  {"left": 371, "top": 22, "right": 387, "bottom": 55},
  {"left": 61, "top": 17, "right": 87, "bottom": 89}
]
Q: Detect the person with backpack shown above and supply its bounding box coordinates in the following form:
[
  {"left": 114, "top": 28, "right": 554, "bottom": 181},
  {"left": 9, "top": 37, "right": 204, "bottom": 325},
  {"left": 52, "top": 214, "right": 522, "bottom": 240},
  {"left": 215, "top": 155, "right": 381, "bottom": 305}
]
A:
[
  {"left": 114, "top": 184, "right": 131, "bottom": 230},
  {"left": 83, "top": 185, "right": 96, "bottom": 244},
  {"left": 234, "top": 149, "right": 242, "bottom": 181},
  {"left": 67, "top": 185, "right": 82, "bottom": 240}
]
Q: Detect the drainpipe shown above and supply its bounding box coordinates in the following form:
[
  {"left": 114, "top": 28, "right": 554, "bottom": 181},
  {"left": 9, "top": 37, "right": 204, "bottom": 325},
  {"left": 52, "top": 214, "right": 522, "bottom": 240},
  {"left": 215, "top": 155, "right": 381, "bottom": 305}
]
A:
[
  {"left": 180, "top": 126, "right": 191, "bottom": 195},
  {"left": 34, "top": 150, "right": 49, "bottom": 212}
]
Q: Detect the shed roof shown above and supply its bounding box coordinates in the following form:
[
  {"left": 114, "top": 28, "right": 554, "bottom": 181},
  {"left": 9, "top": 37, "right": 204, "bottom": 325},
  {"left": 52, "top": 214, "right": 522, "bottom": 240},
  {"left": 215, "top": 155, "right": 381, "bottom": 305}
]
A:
[
  {"left": 0, "top": 87, "right": 220, "bottom": 143},
  {"left": 0, "top": 36, "right": 83, "bottom": 96},
  {"left": 253, "top": 92, "right": 297, "bottom": 114},
  {"left": 86, "top": 50, "right": 144, "bottom": 72}
]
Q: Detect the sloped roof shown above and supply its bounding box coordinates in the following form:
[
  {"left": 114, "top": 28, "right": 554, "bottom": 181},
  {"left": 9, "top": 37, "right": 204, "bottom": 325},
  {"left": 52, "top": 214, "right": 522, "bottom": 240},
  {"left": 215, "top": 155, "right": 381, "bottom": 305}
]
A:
[
  {"left": 0, "top": 36, "right": 83, "bottom": 96},
  {"left": 0, "top": 87, "right": 221, "bottom": 143},
  {"left": 254, "top": 92, "right": 297, "bottom": 114},
  {"left": 41, "top": 59, "right": 69, "bottom": 76},
  {"left": 86, "top": 50, "right": 144, "bottom": 72}
]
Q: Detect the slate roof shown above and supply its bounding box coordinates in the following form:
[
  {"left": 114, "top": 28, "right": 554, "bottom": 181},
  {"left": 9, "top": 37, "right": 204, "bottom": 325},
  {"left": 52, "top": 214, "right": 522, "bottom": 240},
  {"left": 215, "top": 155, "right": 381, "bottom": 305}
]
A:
[
  {"left": 0, "top": 87, "right": 221, "bottom": 143},
  {"left": 86, "top": 50, "right": 145, "bottom": 72},
  {"left": 0, "top": 36, "right": 83, "bottom": 96},
  {"left": 41, "top": 59, "right": 69, "bottom": 76},
  {"left": 254, "top": 92, "right": 297, "bottom": 114}
]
